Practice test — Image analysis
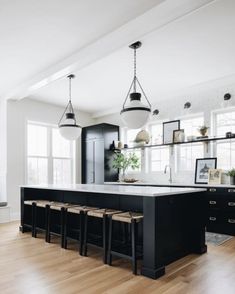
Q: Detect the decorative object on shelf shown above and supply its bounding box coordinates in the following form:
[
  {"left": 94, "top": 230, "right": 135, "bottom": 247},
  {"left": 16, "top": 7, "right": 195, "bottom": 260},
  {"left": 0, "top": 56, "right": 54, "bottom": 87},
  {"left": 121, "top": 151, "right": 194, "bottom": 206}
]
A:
[
  {"left": 118, "top": 141, "right": 123, "bottom": 149},
  {"left": 195, "top": 158, "right": 217, "bottom": 184},
  {"left": 221, "top": 93, "right": 232, "bottom": 108},
  {"left": 123, "top": 178, "right": 139, "bottom": 183},
  {"left": 208, "top": 169, "right": 222, "bottom": 185},
  {"left": 120, "top": 41, "right": 151, "bottom": 129},
  {"left": 58, "top": 74, "right": 82, "bottom": 140},
  {"left": 226, "top": 132, "right": 235, "bottom": 138},
  {"left": 173, "top": 129, "right": 185, "bottom": 143},
  {"left": 163, "top": 120, "right": 180, "bottom": 144},
  {"left": 112, "top": 152, "right": 140, "bottom": 181},
  {"left": 135, "top": 129, "right": 150, "bottom": 145},
  {"left": 226, "top": 168, "right": 235, "bottom": 185},
  {"left": 198, "top": 125, "right": 209, "bottom": 137},
  {"left": 124, "top": 144, "right": 128, "bottom": 148}
]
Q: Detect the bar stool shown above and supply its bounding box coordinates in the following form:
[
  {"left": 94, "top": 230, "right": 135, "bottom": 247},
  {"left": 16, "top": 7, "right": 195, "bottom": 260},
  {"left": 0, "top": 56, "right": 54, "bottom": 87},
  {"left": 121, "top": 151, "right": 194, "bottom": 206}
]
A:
[
  {"left": 47, "top": 202, "right": 78, "bottom": 248},
  {"left": 64, "top": 205, "right": 98, "bottom": 255},
  {"left": 34, "top": 200, "right": 52, "bottom": 240},
  {"left": 23, "top": 200, "right": 37, "bottom": 236},
  {"left": 107, "top": 211, "right": 143, "bottom": 275},
  {"left": 83, "top": 208, "right": 122, "bottom": 263}
]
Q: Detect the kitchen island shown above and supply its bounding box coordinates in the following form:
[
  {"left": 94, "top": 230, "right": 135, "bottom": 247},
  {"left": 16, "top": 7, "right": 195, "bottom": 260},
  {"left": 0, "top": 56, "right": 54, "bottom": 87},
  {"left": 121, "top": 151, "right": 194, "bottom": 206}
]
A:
[{"left": 21, "top": 184, "right": 207, "bottom": 279}]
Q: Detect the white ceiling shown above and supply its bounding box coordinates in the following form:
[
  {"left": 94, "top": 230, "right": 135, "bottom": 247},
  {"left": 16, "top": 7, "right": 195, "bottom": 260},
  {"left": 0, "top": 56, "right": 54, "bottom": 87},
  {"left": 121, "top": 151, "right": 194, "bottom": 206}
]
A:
[
  {"left": 4, "top": 0, "right": 235, "bottom": 117},
  {"left": 0, "top": 0, "right": 159, "bottom": 96}
]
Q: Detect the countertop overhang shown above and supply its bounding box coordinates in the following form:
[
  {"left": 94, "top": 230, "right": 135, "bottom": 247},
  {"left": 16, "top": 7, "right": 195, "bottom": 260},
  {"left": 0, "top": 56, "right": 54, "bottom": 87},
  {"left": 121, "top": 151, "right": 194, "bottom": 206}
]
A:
[{"left": 21, "top": 184, "right": 206, "bottom": 197}]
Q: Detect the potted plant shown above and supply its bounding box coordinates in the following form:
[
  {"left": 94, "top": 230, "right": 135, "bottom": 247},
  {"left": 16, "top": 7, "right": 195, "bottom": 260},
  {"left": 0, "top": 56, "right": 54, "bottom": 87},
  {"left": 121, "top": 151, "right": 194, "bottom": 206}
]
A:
[
  {"left": 198, "top": 125, "right": 209, "bottom": 137},
  {"left": 112, "top": 152, "right": 140, "bottom": 182},
  {"left": 226, "top": 168, "right": 235, "bottom": 185}
]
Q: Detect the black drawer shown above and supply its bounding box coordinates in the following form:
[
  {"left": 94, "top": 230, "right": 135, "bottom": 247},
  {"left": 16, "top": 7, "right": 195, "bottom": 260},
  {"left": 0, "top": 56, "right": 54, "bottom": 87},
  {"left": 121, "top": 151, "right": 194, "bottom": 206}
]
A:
[{"left": 207, "top": 211, "right": 235, "bottom": 236}]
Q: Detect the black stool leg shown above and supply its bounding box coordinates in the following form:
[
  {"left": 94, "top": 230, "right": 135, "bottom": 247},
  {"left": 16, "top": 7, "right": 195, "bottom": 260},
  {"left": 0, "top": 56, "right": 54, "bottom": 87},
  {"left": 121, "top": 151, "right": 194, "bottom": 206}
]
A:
[
  {"left": 103, "top": 215, "right": 108, "bottom": 264},
  {"left": 83, "top": 213, "right": 88, "bottom": 256},
  {"left": 64, "top": 209, "right": 68, "bottom": 249},
  {"left": 60, "top": 208, "right": 65, "bottom": 248},
  {"left": 32, "top": 203, "right": 36, "bottom": 237},
  {"left": 46, "top": 205, "right": 51, "bottom": 243},
  {"left": 79, "top": 212, "right": 83, "bottom": 255},
  {"left": 131, "top": 220, "right": 137, "bottom": 275},
  {"left": 107, "top": 217, "right": 113, "bottom": 265}
]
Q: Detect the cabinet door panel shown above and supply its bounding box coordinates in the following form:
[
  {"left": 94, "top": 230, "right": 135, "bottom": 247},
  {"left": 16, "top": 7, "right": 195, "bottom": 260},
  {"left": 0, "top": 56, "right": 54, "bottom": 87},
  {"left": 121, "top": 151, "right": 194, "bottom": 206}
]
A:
[
  {"left": 94, "top": 139, "right": 104, "bottom": 184},
  {"left": 85, "top": 140, "right": 94, "bottom": 184}
]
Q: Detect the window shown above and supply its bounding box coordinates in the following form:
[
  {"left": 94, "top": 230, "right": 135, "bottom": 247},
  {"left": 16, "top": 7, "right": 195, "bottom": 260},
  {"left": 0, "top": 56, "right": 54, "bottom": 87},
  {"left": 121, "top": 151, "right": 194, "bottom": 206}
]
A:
[
  {"left": 148, "top": 123, "right": 169, "bottom": 172},
  {"left": 122, "top": 128, "right": 141, "bottom": 173},
  {"left": 177, "top": 116, "right": 204, "bottom": 171},
  {"left": 27, "top": 122, "right": 75, "bottom": 185},
  {"left": 214, "top": 110, "right": 235, "bottom": 170}
]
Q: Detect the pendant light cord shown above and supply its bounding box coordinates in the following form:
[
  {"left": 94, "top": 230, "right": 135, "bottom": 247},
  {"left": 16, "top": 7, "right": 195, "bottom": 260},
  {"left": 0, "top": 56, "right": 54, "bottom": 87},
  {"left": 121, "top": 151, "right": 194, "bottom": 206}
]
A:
[{"left": 133, "top": 47, "right": 136, "bottom": 92}]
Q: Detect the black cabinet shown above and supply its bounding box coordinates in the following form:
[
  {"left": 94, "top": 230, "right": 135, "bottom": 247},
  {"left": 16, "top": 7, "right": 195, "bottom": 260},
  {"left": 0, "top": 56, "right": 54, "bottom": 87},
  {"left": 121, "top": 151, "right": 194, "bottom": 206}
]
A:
[
  {"left": 206, "top": 187, "right": 235, "bottom": 235},
  {"left": 82, "top": 123, "right": 119, "bottom": 184}
]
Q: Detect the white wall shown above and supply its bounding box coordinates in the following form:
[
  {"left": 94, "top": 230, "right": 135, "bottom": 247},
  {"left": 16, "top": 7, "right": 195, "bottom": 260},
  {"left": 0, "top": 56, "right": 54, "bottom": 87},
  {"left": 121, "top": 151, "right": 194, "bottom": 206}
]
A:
[
  {"left": 7, "top": 98, "right": 94, "bottom": 220},
  {"left": 94, "top": 86, "right": 235, "bottom": 184}
]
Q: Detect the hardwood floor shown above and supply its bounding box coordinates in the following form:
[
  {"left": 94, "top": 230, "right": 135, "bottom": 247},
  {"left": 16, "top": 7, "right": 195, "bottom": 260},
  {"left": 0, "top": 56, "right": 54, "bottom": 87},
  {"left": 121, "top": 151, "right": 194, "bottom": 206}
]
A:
[{"left": 1, "top": 222, "right": 235, "bottom": 294}]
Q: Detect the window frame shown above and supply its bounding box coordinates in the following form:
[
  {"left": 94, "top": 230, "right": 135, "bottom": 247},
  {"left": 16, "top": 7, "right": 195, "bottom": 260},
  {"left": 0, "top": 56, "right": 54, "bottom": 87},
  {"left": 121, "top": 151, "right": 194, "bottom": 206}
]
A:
[{"left": 26, "top": 120, "right": 76, "bottom": 185}]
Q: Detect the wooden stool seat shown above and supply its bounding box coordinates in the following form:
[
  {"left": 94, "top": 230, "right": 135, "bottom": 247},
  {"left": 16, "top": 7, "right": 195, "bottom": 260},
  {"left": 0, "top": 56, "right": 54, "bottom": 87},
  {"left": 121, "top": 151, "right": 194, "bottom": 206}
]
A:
[
  {"left": 112, "top": 212, "right": 143, "bottom": 223},
  {"left": 49, "top": 202, "right": 78, "bottom": 211},
  {"left": 87, "top": 208, "right": 122, "bottom": 218},
  {"left": 36, "top": 200, "right": 52, "bottom": 208},
  {"left": 67, "top": 206, "right": 98, "bottom": 214}
]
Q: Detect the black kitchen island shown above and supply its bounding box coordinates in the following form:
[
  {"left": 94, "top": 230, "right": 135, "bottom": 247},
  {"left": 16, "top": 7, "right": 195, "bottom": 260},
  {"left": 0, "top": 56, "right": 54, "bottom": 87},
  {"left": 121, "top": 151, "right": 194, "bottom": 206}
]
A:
[{"left": 20, "top": 184, "right": 207, "bottom": 279}]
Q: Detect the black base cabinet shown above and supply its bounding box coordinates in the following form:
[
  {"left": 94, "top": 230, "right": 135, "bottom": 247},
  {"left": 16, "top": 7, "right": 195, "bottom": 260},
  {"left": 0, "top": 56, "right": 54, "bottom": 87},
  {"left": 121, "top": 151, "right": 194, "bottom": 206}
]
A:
[
  {"left": 81, "top": 123, "right": 119, "bottom": 184},
  {"left": 206, "top": 188, "right": 235, "bottom": 235}
]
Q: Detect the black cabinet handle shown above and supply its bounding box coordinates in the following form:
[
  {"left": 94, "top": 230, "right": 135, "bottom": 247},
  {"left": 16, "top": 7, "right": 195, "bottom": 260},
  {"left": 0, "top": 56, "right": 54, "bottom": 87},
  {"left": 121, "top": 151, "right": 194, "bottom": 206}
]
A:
[
  {"left": 228, "top": 189, "right": 235, "bottom": 193},
  {"left": 228, "top": 219, "right": 235, "bottom": 224},
  {"left": 228, "top": 202, "right": 235, "bottom": 207},
  {"left": 209, "top": 188, "right": 217, "bottom": 192},
  {"left": 209, "top": 200, "right": 217, "bottom": 205},
  {"left": 209, "top": 217, "right": 216, "bottom": 221}
]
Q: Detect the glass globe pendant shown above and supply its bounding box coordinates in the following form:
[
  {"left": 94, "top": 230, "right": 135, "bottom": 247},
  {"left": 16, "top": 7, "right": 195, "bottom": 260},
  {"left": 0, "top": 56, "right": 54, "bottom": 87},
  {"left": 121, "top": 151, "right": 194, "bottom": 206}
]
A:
[
  {"left": 120, "top": 41, "right": 151, "bottom": 129},
  {"left": 58, "top": 74, "right": 82, "bottom": 140}
]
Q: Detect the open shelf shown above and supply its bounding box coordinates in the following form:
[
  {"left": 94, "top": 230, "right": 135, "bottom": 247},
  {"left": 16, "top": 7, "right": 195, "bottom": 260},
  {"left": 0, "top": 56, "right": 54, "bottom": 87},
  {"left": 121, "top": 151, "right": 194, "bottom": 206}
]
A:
[{"left": 118, "top": 136, "right": 235, "bottom": 151}]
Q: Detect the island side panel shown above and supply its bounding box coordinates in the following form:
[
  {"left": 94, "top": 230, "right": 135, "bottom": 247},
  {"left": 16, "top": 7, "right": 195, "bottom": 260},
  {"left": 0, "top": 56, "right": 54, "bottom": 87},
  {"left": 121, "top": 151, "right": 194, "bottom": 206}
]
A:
[{"left": 141, "top": 196, "right": 165, "bottom": 279}]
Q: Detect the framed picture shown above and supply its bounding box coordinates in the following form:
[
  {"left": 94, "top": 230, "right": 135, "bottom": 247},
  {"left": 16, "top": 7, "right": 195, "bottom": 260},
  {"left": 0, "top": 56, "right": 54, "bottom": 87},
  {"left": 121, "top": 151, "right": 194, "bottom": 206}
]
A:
[
  {"left": 195, "top": 158, "right": 217, "bottom": 184},
  {"left": 208, "top": 169, "right": 222, "bottom": 185},
  {"left": 163, "top": 120, "right": 180, "bottom": 144},
  {"left": 173, "top": 129, "right": 185, "bottom": 143}
]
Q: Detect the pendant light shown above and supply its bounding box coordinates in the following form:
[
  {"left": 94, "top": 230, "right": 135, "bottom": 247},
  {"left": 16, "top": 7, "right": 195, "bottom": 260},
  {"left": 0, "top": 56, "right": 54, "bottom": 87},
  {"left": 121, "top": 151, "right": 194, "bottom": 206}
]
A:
[
  {"left": 120, "top": 41, "right": 151, "bottom": 129},
  {"left": 58, "top": 74, "right": 82, "bottom": 140},
  {"left": 221, "top": 93, "right": 232, "bottom": 108}
]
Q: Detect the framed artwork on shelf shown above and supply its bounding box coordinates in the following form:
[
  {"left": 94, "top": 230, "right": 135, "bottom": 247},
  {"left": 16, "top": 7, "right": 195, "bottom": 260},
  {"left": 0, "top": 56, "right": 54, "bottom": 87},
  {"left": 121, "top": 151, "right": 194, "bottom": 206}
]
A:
[
  {"left": 163, "top": 120, "right": 180, "bottom": 144},
  {"left": 208, "top": 169, "right": 222, "bottom": 185},
  {"left": 195, "top": 158, "right": 217, "bottom": 184},
  {"left": 173, "top": 129, "right": 185, "bottom": 143}
]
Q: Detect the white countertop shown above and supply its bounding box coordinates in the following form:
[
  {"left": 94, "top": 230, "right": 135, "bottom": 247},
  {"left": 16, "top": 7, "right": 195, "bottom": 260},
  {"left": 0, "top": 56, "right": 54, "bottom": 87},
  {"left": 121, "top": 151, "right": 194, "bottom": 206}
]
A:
[
  {"left": 105, "top": 182, "right": 235, "bottom": 188},
  {"left": 21, "top": 184, "right": 206, "bottom": 197}
]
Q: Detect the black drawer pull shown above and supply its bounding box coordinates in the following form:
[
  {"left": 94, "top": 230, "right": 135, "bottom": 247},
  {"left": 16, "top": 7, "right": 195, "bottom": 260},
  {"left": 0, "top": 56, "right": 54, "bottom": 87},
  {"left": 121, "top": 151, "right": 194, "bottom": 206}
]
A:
[
  {"left": 209, "top": 200, "right": 217, "bottom": 205},
  {"left": 228, "top": 189, "right": 235, "bottom": 193},
  {"left": 209, "top": 188, "right": 217, "bottom": 192},
  {"left": 228, "top": 219, "right": 235, "bottom": 224},
  {"left": 228, "top": 202, "right": 235, "bottom": 207},
  {"left": 209, "top": 217, "right": 216, "bottom": 221}
]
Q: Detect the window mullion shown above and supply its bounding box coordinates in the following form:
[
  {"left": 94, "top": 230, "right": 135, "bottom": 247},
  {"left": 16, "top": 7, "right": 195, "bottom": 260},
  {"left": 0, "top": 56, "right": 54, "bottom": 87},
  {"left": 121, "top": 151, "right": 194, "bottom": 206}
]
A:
[{"left": 48, "top": 126, "right": 53, "bottom": 184}]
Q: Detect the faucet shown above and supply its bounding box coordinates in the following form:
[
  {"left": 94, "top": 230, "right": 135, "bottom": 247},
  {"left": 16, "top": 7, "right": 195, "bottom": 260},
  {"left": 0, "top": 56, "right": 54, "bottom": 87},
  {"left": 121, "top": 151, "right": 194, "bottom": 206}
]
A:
[{"left": 164, "top": 165, "right": 172, "bottom": 184}]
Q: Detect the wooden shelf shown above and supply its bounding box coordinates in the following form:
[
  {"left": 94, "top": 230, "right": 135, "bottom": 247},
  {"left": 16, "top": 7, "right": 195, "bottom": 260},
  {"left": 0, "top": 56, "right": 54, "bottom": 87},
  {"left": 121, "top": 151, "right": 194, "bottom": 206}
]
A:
[{"left": 119, "top": 136, "right": 235, "bottom": 151}]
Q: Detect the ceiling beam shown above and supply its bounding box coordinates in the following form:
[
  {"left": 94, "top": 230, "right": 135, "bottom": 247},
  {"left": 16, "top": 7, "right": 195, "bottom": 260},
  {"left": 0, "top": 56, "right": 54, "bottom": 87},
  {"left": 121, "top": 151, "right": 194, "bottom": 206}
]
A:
[{"left": 3, "top": 0, "right": 215, "bottom": 101}]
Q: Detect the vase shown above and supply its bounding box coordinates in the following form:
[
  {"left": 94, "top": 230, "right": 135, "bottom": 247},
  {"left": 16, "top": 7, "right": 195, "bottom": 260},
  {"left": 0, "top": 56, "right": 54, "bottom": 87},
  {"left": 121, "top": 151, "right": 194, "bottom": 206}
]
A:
[{"left": 230, "top": 176, "right": 235, "bottom": 185}]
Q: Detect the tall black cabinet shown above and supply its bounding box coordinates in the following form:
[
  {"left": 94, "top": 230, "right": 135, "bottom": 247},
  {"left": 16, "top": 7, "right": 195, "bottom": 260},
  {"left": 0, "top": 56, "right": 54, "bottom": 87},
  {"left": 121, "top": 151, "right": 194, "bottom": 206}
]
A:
[{"left": 81, "top": 123, "right": 119, "bottom": 184}]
